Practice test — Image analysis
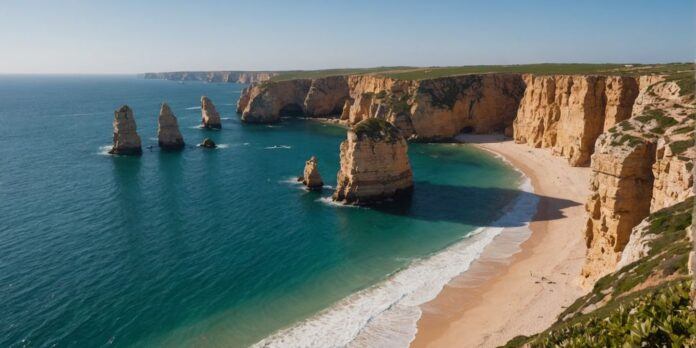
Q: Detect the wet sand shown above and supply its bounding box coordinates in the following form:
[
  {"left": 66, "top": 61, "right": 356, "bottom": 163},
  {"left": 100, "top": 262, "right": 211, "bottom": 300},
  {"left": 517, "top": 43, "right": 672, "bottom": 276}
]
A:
[{"left": 410, "top": 134, "right": 591, "bottom": 348}]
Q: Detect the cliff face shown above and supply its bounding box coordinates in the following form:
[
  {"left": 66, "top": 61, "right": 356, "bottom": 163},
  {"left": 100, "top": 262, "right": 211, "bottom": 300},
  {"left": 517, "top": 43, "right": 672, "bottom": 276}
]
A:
[
  {"left": 581, "top": 78, "right": 694, "bottom": 283},
  {"left": 143, "top": 71, "right": 277, "bottom": 84},
  {"left": 513, "top": 75, "right": 640, "bottom": 166},
  {"left": 333, "top": 119, "right": 413, "bottom": 205},
  {"left": 109, "top": 105, "right": 142, "bottom": 156},
  {"left": 237, "top": 74, "right": 524, "bottom": 140}
]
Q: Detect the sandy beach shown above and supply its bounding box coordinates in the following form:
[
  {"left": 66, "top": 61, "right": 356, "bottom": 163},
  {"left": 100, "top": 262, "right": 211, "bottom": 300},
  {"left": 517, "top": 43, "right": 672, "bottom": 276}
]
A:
[{"left": 411, "top": 134, "right": 591, "bottom": 348}]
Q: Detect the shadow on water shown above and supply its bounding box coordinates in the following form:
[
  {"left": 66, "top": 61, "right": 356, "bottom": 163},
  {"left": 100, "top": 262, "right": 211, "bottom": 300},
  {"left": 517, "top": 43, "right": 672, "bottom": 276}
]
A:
[{"left": 373, "top": 181, "right": 580, "bottom": 227}]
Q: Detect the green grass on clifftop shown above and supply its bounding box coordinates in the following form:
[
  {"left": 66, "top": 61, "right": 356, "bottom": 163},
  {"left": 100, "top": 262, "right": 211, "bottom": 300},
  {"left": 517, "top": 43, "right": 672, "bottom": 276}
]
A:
[
  {"left": 352, "top": 118, "right": 401, "bottom": 142},
  {"left": 268, "top": 63, "right": 694, "bottom": 82}
]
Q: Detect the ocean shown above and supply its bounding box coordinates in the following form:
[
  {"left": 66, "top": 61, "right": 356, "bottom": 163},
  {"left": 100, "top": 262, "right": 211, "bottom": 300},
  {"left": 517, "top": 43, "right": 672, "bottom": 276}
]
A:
[{"left": 0, "top": 75, "right": 529, "bottom": 347}]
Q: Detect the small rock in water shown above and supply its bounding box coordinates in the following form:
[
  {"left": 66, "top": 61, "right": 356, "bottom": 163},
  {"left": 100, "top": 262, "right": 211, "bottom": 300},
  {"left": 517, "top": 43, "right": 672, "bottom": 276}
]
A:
[
  {"left": 199, "top": 138, "right": 217, "bottom": 149},
  {"left": 301, "top": 156, "right": 323, "bottom": 190}
]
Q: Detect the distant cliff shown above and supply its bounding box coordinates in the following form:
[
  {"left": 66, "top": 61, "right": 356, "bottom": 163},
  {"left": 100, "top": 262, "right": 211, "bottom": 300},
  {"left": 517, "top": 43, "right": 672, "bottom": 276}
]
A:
[{"left": 143, "top": 71, "right": 278, "bottom": 84}]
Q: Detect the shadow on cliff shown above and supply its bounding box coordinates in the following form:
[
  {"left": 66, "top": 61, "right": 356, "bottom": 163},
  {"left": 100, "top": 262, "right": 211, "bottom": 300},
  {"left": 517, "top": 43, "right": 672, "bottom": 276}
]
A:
[{"left": 373, "top": 181, "right": 580, "bottom": 227}]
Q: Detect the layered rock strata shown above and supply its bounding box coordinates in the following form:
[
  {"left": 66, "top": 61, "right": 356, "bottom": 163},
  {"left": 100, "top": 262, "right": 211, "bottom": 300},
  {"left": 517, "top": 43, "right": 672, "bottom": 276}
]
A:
[
  {"left": 300, "top": 156, "right": 323, "bottom": 190},
  {"left": 201, "top": 96, "right": 222, "bottom": 129},
  {"left": 157, "top": 103, "right": 185, "bottom": 150},
  {"left": 143, "top": 71, "right": 277, "bottom": 84},
  {"left": 238, "top": 74, "right": 524, "bottom": 140},
  {"left": 333, "top": 119, "right": 413, "bottom": 204},
  {"left": 109, "top": 105, "right": 142, "bottom": 156},
  {"left": 513, "top": 75, "right": 640, "bottom": 166},
  {"left": 581, "top": 78, "right": 694, "bottom": 283}
]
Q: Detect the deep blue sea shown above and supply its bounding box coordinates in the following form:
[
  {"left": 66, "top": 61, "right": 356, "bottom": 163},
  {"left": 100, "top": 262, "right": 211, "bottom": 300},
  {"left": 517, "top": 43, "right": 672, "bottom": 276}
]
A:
[{"left": 0, "top": 75, "right": 524, "bottom": 347}]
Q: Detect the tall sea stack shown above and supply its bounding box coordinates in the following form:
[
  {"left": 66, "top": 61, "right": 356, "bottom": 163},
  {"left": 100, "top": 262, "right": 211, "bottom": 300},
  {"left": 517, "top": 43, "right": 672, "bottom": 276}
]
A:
[
  {"left": 300, "top": 156, "right": 324, "bottom": 190},
  {"left": 109, "top": 105, "right": 142, "bottom": 156},
  {"left": 157, "top": 103, "right": 185, "bottom": 150},
  {"left": 333, "top": 118, "right": 413, "bottom": 205},
  {"left": 201, "top": 96, "right": 222, "bottom": 129}
]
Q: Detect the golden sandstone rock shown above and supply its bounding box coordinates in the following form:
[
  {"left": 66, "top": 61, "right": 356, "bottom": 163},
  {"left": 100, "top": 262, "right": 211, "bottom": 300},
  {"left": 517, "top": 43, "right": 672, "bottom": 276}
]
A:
[
  {"left": 109, "top": 105, "right": 142, "bottom": 156},
  {"left": 333, "top": 119, "right": 413, "bottom": 205},
  {"left": 301, "top": 156, "right": 324, "bottom": 190},
  {"left": 157, "top": 103, "right": 185, "bottom": 150},
  {"left": 201, "top": 96, "right": 222, "bottom": 129}
]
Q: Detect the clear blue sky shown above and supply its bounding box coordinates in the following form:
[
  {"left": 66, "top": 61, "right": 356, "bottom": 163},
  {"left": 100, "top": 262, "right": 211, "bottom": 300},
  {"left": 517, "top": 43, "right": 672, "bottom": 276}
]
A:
[{"left": 0, "top": 0, "right": 693, "bottom": 74}]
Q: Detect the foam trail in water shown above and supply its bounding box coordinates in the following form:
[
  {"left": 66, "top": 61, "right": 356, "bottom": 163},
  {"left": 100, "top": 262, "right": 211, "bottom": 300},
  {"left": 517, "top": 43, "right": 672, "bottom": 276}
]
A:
[
  {"left": 253, "top": 176, "right": 537, "bottom": 348},
  {"left": 264, "top": 145, "right": 292, "bottom": 150},
  {"left": 185, "top": 106, "right": 201, "bottom": 110},
  {"left": 97, "top": 145, "right": 112, "bottom": 155}
]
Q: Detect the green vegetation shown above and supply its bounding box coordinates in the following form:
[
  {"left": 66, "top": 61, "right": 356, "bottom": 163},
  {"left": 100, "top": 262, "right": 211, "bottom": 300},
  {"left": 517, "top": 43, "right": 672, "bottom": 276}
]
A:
[
  {"left": 352, "top": 118, "right": 401, "bottom": 142},
  {"left": 634, "top": 109, "right": 678, "bottom": 134},
  {"left": 267, "top": 63, "right": 695, "bottom": 83},
  {"left": 669, "top": 139, "right": 694, "bottom": 155},
  {"left": 505, "top": 280, "right": 695, "bottom": 347},
  {"left": 504, "top": 197, "right": 695, "bottom": 347}
]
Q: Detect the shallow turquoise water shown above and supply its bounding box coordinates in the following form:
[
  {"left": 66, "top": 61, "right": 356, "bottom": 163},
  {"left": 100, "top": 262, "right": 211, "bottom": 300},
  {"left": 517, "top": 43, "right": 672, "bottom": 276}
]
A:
[{"left": 0, "top": 75, "right": 522, "bottom": 347}]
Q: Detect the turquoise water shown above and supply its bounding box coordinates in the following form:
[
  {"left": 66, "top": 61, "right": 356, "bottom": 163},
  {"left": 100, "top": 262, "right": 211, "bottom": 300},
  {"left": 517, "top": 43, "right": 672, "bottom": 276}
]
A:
[{"left": 0, "top": 75, "right": 522, "bottom": 347}]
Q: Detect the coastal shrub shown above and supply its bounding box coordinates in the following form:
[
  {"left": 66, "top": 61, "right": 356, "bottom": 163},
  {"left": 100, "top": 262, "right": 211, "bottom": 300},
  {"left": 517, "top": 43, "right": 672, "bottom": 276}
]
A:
[
  {"left": 386, "top": 94, "right": 411, "bottom": 114},
  {"left": 352, "top": 118, "right": 401, "bottom": 142},
  {"left": 671, "top": 125, "right": 693, "bottom": 135},
  {"left": 668, "top": 139, "right": 694, "bottom": 155},
  {"left": 504, "top": 198, "right": 695, "bottom": 347}
]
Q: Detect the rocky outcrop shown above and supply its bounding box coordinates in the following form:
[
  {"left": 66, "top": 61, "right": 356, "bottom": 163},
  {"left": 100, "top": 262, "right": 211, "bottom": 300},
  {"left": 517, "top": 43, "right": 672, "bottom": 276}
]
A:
[
  {"left": 237, "top": 74, "right": 524, "bottom": 140},
  {"left": 304, "top": 76, "right": 350, "bottom": 116},
  {"left": 513, "top": 75, "right": 640, "bottom": 166},
  {"left": 300, "top": 156, "right": 323, "bottom": 190},
  {"left": 199, "top": 138, "right": 216, "bottom": 148},
  {"left": 333, "top": 119, "right": 413, "bottom": 204},
  {"left": 239, "top": 80, "right": 312, "bottom": 123},
  {"left": 143, "top": 71, "right": 277, "bottom": 84},
  {"left": 201, "top": 96, "right": 222, "bottom": 129},
  {"left": 581, "top": 78, "right": 694, "bottom": 283},
  {"left": 157, "top": 103, "right": 185, "bottom": 150},
  {"left": 109, "top": 105, "right": 142, "bottom": 156}
]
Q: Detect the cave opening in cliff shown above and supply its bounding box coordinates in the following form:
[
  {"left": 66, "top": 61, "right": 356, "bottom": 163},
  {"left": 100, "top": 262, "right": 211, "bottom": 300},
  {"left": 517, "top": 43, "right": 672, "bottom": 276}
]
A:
[
  {"left": 461, "top": 126, "right": 475, "bottom": 133},
  {"left": 279, "top": 103, "right": 304, "bottom": 117}
]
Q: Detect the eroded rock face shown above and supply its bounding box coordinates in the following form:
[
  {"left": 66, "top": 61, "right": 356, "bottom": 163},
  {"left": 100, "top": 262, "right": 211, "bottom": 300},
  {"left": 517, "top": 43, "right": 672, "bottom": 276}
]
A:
[
  {"left": 333, "top": 119, "right": 413, "bottom": 204},
  {"left": 581, "top": 78, "right": 694, "bottom": 283},
  {"left": 581, "top": 128, "right": 657, "bottom": 284},
  {"left": 240, "top": 80, "right": 312, "bottom": 123},
  {"left": 144, "top": 71, "right": 277, "bottom": 84},
  {"left": 109, "top": 105, "right": 142, "bottom": 156},
  {"left": 514, "top": 75, "right": 640, "bottom": 166},
  {"left": 157, "top": 103, "right": 185, "bottom": 150},
  {"left": 300, "top": 156, "right": 323, "bottom": 190},
  {"left": 201, "top": 96, "right": 222, "bottom": 129},
  {"left": 304, "top": 76, "right": 349, "bottom": 116}
]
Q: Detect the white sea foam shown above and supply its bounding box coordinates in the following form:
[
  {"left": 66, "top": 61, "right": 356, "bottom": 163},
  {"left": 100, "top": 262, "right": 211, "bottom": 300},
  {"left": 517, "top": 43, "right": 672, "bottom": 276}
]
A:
[
  {"left": 253, "top": 176, "right": 537, "bottom": 348},
  {"left": 97, "top": 145, "right": 112, "bottom": 155},
  {"left": 189, "top": 125, "right": 205, "bottom": 129},
  {"left": 264, "top": 145, "right": 292, "bottom": 150},
  {"left": 185, "top": 106, "right": 201, "bottom": 110},
  {"left": 315, "top": 196, "right": 361, "bottom": 208},
  {"left": 216, "top": 144, "right": 230, "bottom": 149}
]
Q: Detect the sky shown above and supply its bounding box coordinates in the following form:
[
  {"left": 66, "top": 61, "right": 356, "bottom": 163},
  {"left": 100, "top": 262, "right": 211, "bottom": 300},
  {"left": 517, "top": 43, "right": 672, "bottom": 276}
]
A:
[{"left": 0, "top": 0, "right": 693, "bottom": 74}]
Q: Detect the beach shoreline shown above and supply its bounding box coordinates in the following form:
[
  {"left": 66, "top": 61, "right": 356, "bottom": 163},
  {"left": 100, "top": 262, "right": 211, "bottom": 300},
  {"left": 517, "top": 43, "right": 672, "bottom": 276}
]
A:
[{"left": 410, "top": 134, "right": 591, "bottom": 348}]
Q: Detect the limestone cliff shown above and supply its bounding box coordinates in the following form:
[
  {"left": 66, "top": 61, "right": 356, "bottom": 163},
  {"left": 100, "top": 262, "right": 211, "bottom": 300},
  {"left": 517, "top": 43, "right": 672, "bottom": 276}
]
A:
[
  {"left": 143, "top": 71, "right": 277, "bottom": 84},
  {"left": 581, "top": 78, "right": 694, "bottom": 283},
  {"left": 109, "top": 105, "right": 142, "bottom": 156},
  {"left": 157, "top": 103, "right": 185, "bottom": 150},
  {"left": 333, "top": 119, "right": 413, "bottom": 205},
  {"left": 513, "top": 75, "right": 640, "bottom": 166},
  {"left": 201, "top": 96, "right": 222, "bottom": 129},
  {"left": 237, "top": 74, "right": 524, "bottom": 140}
]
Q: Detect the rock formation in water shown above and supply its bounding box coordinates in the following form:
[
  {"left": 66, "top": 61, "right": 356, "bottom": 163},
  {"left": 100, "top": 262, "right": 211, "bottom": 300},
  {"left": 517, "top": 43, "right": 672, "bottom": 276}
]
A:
[
  {"left": 109, "top": 105, "right": 142, "bottom": 156},
  {"left": 199, "top": 138, "right": 217, "bottom": 149},
  {"left": 201, "top": 96, "right": 222, "bottom": 129},
  {"left": 299, "top": 156, "right": 323, "bottom": 190},
  {"left": 333, "top": 118, "right": 413, "bottom": 204},
  {"left": 157, "top": 103, "right": 185, "bottom": 150},
  {"left": 239, "top": 79, "right": 313, "bottom": 123},
  {"left": 143, "top": 71, "right": 277, "bottom": 84}
]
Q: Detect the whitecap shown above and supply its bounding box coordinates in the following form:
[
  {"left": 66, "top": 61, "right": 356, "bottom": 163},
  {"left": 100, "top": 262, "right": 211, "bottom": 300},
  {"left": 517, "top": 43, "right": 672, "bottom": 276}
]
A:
[
  {"left": 189, "top": 125, "right": 205, "bottom": 129},
  {"left": 185, "top": 106, "right": 201, "bottom": 110},
  {"left": 97, "top": 145, "right": 112, "bottom": 155},
  {"left": 253, "top": 176, "right": 537, "bottom": 348},
  {"left": 264, "top": 145, "right": 292, "bottom": 150}
]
